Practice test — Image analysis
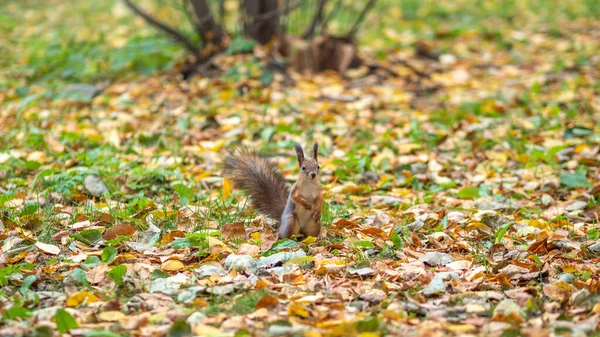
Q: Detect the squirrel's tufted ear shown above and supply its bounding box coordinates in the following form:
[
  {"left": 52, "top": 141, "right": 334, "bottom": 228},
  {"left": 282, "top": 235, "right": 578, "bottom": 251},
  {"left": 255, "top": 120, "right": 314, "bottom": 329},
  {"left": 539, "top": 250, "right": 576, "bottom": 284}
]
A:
[
  {"left": 313, "top": 143, "right": 318, "bottom": 161},
  {"left": 294, "top": 143, "right": 304, "bottom": 166}
]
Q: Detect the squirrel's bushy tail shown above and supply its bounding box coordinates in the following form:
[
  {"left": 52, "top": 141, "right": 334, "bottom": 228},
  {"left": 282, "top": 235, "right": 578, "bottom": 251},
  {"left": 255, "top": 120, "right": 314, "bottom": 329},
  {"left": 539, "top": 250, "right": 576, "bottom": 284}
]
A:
[{"left": 223, "top": 149, "right": 289, "bottom": 221}]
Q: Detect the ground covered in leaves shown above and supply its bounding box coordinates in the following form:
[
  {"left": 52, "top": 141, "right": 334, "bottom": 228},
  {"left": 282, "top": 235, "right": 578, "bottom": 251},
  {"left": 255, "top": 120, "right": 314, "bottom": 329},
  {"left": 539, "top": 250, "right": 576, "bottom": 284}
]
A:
[{"left": 2, "top": 1, "right": 600, "bottom": 336}]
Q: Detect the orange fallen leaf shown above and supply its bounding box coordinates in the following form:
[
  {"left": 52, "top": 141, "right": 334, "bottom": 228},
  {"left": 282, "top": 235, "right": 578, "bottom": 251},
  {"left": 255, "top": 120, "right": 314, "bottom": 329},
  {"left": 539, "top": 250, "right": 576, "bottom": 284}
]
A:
[
  {"left": 221, "top": 221, "right": 247, "bottom": 240},
  {"left": 161, "top": 230, "right": 185, "bottom": 245},
  {"left": 255, "top": 295, "right": 278, "bottom": 309}
]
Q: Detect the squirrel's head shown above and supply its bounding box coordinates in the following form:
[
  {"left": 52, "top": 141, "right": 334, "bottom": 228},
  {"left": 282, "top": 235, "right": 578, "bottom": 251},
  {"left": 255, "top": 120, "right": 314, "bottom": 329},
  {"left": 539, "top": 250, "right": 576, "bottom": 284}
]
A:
[{"left": 295, "top": 143, "right": 319, "bottom": 181}]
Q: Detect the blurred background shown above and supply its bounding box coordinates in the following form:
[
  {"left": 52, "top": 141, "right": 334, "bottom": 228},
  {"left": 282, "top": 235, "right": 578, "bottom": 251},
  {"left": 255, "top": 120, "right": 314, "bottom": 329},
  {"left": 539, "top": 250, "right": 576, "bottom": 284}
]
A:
[{"left": 2, "top": 0, "right": 599, "bottom": 87}]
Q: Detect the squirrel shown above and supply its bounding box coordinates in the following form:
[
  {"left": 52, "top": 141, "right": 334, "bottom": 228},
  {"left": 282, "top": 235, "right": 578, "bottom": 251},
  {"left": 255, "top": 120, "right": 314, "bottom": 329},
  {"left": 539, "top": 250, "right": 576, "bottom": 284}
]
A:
[{"left": 223, "top": 143, "right": 323, "bottom": 239}]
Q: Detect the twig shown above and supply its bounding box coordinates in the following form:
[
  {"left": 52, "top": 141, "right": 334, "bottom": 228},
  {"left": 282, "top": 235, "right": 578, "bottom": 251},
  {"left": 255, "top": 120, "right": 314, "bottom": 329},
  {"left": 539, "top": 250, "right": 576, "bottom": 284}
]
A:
[
  {"left": 347, "top": 0, "right": 377, "bottom": 38},
  {"left": 364, "top": 61, "right": 399, "bottom": 77},
  {"left": 303, "top": 0, "right": 328, "bottom": 39},
  {"left": 122, "top": 0, "right": 200, "bottom": 57},
  {"left": 319, "top": 0, "right": 341, "bottom": 35},
  {"left": 218, "top": 0, "right": 226, "bottom": 26},
  {"left": 393, "top": 57, "right": 430, "bottom": 79}
]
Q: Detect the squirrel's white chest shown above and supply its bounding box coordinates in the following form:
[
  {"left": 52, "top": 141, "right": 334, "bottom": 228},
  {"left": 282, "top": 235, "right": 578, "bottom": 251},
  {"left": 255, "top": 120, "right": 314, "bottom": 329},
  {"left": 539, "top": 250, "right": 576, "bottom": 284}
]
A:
[
  {"left": 295, "top": 180, "right": 319, "bottom": 225},
  {"left": 298, "top": 182, "right": 319, "bottom": 203}
]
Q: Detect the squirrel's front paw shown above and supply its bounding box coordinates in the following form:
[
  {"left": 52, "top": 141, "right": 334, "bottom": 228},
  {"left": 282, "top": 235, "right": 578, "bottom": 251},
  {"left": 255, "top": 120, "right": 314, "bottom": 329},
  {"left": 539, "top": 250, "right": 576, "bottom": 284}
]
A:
[
  {"left": 312, "top": 212, "right": 321, "bottom": 221},
  {"left": 303, "top": 204, "right": 312, "bottom": 211}
]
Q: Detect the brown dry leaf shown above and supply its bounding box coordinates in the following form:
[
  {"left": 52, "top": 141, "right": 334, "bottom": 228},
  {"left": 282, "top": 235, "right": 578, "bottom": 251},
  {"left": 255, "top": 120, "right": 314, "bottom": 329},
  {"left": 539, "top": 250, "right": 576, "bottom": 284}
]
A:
[
  {"left": 543, "top": 282, "right": 573, "bottom": 301},
  {"left": 70, "top": 220, "right": 92, "bottom": 230},
  {"left": 528, "top": 238, "right": 548, "bottom": 254},
  {"left": 237, "top": 243, "right": 260, "bottom": 257},
  {"left": 103, "top": 224, "right": 137, "bottom": 240},
  {"left": 87, "top": 264, "right": 111, "bottom": 284},
  {"left": 221, "top": 221, "right": 247, "bottom": 240}
]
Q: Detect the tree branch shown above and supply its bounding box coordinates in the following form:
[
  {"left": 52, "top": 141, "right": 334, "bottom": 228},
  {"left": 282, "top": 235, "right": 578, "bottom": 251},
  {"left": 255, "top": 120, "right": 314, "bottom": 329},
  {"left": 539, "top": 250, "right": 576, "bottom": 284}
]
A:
[
  {"left": 303, "top": 0, "right": 328, "bottom": 39},
  {"left": 122, "top": 0, "right": 200, "bottom": 57},
  {"left": 347, "top": 0, "right": 377, "bottom": 38}
]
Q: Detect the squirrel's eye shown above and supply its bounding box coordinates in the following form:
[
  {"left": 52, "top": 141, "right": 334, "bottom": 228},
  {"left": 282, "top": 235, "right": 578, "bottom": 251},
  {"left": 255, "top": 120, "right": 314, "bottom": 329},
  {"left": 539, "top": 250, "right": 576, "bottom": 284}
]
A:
[
  {"left": 317, "top": 165, "right": 320, "bottom": 169},
  {"left": 302, "top": 166, "right": 305, "bottom": 170}
]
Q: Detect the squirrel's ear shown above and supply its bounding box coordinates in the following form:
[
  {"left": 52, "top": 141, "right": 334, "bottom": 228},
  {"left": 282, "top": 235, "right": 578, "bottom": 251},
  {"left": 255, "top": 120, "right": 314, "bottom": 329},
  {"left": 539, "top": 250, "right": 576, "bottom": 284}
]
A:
[
  {"left": 313, "top": 143, "right": 318, "bottom": 161},
  {"left": 294, "top": 143, "right": 304, "bottom": 166}
]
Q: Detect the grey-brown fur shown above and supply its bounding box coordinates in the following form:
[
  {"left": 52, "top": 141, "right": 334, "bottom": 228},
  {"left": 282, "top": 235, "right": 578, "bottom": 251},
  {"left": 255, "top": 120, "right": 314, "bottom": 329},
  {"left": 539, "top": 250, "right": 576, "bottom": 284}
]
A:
[
  {"left": 223, "top": 144, "right": 322, "bottom": 239},
  {"left": 223, "top": 149, "right": 289, "bottom": 221}
]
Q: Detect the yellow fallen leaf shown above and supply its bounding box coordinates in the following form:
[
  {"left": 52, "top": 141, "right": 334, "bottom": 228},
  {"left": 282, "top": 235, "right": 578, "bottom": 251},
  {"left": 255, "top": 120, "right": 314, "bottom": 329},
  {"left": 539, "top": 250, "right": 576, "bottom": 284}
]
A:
[
  {"left": 149, "top": 210, "right": 181, "bottom": 219},
  {"left": 446, "top": 324, "right": 476, "bottom": 333},
  {"left": 288, "top": 303, "right": 310, "bottom": 318},
  {"left": 358, "top": 333, "right": 380, "bottom": 337},
  {"left": 199, "top": 138, "right": 226, "bottom": 152},
  {"left": 67, "top": 291, "right": 100, "bottom": 307},
  {"left": 223, "top": 178, "right": 232, "bottom": 200},
  {"left": 192, "top": 323, "right": 222, "bottom": 336},
  {"left": 304, "top": 330, "right": 322, "bottom": 337},
  {"left": 35, "top": 241, "right": 60, "bottom": 255},
  {"left": 97, "top": 311, "right": 126, "bottom": 322},
  {"left": 161, "top": 260, "right": 184, "bottom": 271},
  {"left": 574, "top": 144, "right": 591, "bottom": 154},
  {"left": 207, "top": 236, "right": 233, "bottom": 254},
  {"left": 301, "top": 236, "right": 317, "bottom": 244},
  {"left": 250, "top": 232, "right": 261, "bottom": 241}
]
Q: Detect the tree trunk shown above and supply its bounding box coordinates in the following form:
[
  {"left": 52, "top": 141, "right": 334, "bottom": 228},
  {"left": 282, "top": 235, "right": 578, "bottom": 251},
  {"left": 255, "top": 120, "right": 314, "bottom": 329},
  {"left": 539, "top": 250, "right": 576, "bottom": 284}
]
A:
[
  {"left": 189, "top": 0, "right": 224, "bottom": 47},
  {"left": 241, "top": 0, "right": 280, "bottom": 44}
]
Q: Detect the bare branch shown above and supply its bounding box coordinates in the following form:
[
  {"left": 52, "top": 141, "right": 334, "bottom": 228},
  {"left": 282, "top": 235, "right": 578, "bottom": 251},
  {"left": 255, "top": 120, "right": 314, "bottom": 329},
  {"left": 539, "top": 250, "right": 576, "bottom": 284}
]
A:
[
  {"left": 303, "top": 0, "right": 328, "bottom": 39},
  {"left": 347, "top": 0, "right": 377, "bottom": 38},
  {"left": 121, "top": 0, "right": 200, "bottom": 57},
  {"left": 218, "top": 0, "right": 226, "bottom": 26},
  {"left": 320, "top": 0, "right": 342, "bottom": 35},
  {"left": 250, "top": 0, "right": 300, "bottom": 24}
]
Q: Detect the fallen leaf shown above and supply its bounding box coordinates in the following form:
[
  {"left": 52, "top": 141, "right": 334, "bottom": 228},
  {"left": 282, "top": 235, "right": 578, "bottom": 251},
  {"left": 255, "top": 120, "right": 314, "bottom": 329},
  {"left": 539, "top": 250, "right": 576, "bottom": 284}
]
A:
[
  {"left": 221, "top": 221, "right": 247, "bottom": 240},
  {"left": 102, "top": 224, "right": 137, "bottom": 240},
  {"left": 66, "top": 291, "right": 100, "bottom": 307},
  {"left": 255, "top": 295, "right": 278, "bottom": 309},
  {"left": 35, "top": 242, "right": 60, "bottom": 255},
  {"left": 161, "top": 260, "right": 184, "bottom": 272},
  {"left": 97, "top": 310, "right": 126, "bottom": 322}
]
